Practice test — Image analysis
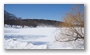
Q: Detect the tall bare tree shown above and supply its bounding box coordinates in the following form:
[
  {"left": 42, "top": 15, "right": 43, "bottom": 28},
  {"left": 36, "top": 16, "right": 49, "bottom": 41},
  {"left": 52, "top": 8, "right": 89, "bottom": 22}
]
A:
[{"left": 55, "top": 5, "right": 84, "bottom": 42}]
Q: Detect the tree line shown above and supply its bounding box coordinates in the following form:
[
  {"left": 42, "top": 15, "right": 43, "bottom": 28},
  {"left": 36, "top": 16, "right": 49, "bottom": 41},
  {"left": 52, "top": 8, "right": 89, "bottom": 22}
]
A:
[{"left": 4, "top": 10, "right": 62, "bottom": 27}]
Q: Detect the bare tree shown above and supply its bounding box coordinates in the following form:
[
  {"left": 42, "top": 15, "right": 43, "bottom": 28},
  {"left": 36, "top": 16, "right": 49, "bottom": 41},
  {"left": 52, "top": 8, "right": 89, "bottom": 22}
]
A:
[{"left": 55, "top": 5, "right": 84, "bottom": 42}]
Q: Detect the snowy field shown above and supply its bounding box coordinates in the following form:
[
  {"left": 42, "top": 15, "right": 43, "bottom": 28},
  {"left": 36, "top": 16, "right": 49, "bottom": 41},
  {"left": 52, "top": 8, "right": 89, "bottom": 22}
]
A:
[{"left": 4, "top": 25, "right": 84, "bottom": 49}]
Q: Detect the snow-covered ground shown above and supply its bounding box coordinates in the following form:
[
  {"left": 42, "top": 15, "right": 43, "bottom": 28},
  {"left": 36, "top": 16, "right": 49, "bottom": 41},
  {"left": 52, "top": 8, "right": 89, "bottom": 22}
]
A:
[{"left": 4, "top": 25, "right": 84, "bottom": 49}]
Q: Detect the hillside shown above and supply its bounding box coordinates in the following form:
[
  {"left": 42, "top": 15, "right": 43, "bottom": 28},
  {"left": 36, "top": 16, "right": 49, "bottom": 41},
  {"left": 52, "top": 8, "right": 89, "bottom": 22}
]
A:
[{"left": 4, "top": 10, "right": 63, "bottom": 27}]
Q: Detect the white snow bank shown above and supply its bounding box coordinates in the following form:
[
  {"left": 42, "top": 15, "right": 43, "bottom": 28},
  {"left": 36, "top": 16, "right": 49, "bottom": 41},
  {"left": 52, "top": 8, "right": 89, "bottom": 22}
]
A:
[
  {"left": 4, "top": 25, "right": 84, "bottom": 49},
  {"left": 49, "top": 39, "right": 84, "bottom": 49},
  {"left": 4, "top": 39, "right": 47, "bottom": 49}
]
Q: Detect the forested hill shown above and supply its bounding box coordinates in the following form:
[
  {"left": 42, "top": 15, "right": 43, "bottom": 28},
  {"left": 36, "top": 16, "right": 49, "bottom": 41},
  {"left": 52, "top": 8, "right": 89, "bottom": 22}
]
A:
[{"left": 4, "top": 10, "right": 63, "bottom": 27}]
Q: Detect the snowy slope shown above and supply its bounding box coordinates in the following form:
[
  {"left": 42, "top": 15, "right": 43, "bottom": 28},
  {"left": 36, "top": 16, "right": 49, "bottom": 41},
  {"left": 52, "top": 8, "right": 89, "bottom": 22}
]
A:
[{"left": 4, "top": 25, "right": 84, "bottom": 49}]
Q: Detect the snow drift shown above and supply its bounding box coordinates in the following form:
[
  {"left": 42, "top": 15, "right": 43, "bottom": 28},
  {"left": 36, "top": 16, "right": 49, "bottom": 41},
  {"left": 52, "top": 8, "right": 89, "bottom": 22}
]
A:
[{"left": 4, "top": 25, "right": 84, "bottom": 49}]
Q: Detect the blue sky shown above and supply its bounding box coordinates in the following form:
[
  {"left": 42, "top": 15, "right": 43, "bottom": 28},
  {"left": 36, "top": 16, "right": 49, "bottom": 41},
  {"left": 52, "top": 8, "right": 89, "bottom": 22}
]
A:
[{"left": 4, "top": 4, "right": 84, "bottom": 21}]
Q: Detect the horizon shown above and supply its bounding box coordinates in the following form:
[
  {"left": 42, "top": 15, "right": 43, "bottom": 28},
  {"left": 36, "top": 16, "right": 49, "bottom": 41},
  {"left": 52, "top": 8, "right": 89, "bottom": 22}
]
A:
[{"left": 4, "top": 4, "right": 84, "bottom": 21}]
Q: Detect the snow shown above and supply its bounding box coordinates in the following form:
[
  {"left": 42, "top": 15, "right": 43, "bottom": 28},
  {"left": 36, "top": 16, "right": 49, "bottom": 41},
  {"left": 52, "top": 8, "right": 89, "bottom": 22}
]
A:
[
  {"left": 4, "top": 25, "right": 84, "bottom": 49},
  {"left": 49, "top": 39, "right": 84, "bottom": 49},
  {"left": 4, "top": 39, "right": 47, "bottom": 49}
]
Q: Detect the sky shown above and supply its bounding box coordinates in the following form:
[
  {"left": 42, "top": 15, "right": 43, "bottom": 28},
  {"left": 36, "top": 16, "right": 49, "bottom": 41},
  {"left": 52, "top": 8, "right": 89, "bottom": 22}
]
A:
[{"left": 4, "top": 4, "right": 84, "bottom": 21}]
